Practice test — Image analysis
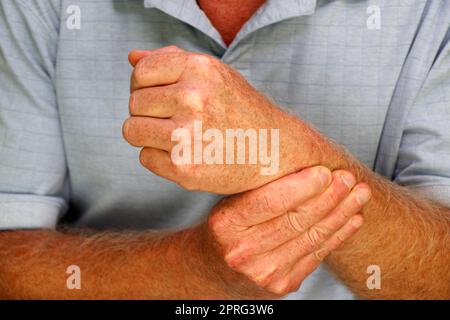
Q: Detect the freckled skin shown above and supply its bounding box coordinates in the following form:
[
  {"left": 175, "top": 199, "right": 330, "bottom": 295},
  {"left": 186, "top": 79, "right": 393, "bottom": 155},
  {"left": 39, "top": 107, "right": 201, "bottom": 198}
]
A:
[
  {"left": 1, "top": 1, "right": 445, "bottom": 300},
  {"left": 124, "top": 30, "right": 450, "bottom": 300},
  {"left": 125, "top": 49, "right": 325, "bottom": 194},
  {"left": 0, "top": 0, "right": 446, "bottom": 301}
]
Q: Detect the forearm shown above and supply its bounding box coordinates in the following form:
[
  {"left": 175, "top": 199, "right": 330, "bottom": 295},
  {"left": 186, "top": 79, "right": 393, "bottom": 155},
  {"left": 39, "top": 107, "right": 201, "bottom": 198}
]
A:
[
  {"left": 0, "top": 225, "right": 232, "bottom": 299},
  {"left": 294, "top": 121, "right": 450, "bottom": 299}
]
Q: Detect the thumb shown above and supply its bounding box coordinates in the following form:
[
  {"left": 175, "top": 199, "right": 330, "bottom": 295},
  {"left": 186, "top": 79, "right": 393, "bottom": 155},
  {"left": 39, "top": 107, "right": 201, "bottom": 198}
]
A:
[
  {"left": 128, "top": 50, "right": 151, "bottom": 67},
  {"left": 128, "top": 46, "right": 185, "bottom": 67}
]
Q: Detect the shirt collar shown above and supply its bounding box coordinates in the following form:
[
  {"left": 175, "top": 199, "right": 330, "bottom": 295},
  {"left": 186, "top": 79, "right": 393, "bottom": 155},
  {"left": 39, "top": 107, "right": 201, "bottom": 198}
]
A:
[{"left": 143, "top": 0, "right": 317, "bottom": 49}]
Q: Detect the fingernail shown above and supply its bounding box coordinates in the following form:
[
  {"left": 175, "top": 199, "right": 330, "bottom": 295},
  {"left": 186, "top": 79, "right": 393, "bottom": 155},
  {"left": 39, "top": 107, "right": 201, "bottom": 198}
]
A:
[
  {"left": 129, "top": 94, "right": 136, "bottom": 114},
  {"left": 319, "top": 167, "right": 331, "bottom": 186},
  {"left": 314, "top": 248, "right": 330, "bottom": 261},
  {"left": 340, "top": 173, "right": 356, "bottom": 189},
  {"left": 123, "top": 119, "right": 130, "bottom": 138},
  {"left": 355, "top": 188, "right": 371, "bottom": 205},
  {"left": 351, "top": 215, "right": 364, "bottom": 228},
  {"left": 139, "top": 149, "right": 147, "bottom": 166}
]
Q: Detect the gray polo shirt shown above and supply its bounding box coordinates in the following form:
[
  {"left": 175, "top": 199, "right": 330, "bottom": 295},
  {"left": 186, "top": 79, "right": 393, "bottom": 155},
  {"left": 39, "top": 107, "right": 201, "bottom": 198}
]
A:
[{"left": 0, "top": 0, "right": 449, "bottom": 299}]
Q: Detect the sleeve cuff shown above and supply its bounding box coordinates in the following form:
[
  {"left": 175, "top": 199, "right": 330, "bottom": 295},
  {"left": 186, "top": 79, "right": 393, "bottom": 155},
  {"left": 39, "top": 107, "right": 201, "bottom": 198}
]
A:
[{"left": 0, "top": 194, "right": 67, "bottom": 230}]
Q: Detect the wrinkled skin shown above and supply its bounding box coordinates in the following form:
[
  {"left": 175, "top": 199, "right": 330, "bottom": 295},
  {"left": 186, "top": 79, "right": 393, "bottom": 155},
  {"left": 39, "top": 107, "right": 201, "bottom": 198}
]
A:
[
  {"left": 124, "top": 46, "right": 323, "bottom": 194},
  {"left": 198, "top": 166, "right": 369, "bottom": 297}
]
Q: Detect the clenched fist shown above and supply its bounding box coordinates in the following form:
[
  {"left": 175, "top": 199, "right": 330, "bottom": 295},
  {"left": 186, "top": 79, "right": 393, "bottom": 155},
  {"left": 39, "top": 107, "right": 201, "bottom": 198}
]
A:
[
  {"left": 123, "top": 46, "right": 321, "bottom": 194},
  {"left": 195, "top": 166, "right": 371, "bottom": 298}
]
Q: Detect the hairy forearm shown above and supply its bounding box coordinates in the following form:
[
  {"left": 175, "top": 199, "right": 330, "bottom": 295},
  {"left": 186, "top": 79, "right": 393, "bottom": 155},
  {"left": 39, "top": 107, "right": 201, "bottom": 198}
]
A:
[
  {"left": 329, "top": 175, "right": 450, "bottom": 299},
  {"left": 294, "top": 120, "right": 450, "bottom": 299},
  {"left": 0, "top": 226, "right": 233, "bottom": 299}
]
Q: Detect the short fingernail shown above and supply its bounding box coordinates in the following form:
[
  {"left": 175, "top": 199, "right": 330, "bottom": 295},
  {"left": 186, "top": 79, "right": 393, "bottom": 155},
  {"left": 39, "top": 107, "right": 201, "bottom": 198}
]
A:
[
  {"left": 351, "top": 215, "right": 364, "bottom": 228},
  {"left": 129, "top": 95, "right": 136, "bottom": 114},
  {"left": 314, "top": 248, "right": 330, "bottom": 261},
  {"left": 340, "top": 173, "right": 356, "bottom": 189},
  {"left": 139, "top": 149, "right": 147, "bottom": 166},
  {"left": 319, "top": 167, "right": 331, "bottom": 186},
  {"left": 123, "top": 119, "right": 130, "bottom": 138},
  {"left": 355, "top": 188, "right": 372, "bottom": 205}
]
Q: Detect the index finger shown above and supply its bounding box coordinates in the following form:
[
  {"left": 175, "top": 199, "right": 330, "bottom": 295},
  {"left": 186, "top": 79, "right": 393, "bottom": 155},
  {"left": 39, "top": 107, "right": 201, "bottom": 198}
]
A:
[
  {"left": 222, "top": 166, "right": 332, "bottom": 227},
  {"left": 128, "top": 46, "right": 185, "bottom": 66},
  {"left": 130, "top": 51, "right": 188, "bottom": 91}
]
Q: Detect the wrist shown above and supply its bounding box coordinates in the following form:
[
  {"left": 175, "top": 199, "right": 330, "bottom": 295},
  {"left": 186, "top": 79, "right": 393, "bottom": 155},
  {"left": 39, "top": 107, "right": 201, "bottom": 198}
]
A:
[
  {"left": 181, "top": 224, "right": 236, "bottom": 298},
  {"left": 280, "top": 113, "right": 328, "bottom": 170},
  {"left": 284, "top": 113, "right": 362, "bottom": 176},
  {"left": 185, "top": 224, "right": 274, "bottom": 299}
]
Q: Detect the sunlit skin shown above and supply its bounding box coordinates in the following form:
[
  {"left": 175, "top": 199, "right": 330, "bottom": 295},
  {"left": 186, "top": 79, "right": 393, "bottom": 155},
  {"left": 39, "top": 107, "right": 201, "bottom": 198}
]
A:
[
  {"left": 124, "top": 0, "right": 450, "bottom": 299},
  {"left": 0, "top": 1, "right": 448, "bottom": 299},
  {"left": 0, "top": 167, "right": 366, "bottom": 299},
  {"left": 0, "top": 2, "right": 368, "bottom": 299}
]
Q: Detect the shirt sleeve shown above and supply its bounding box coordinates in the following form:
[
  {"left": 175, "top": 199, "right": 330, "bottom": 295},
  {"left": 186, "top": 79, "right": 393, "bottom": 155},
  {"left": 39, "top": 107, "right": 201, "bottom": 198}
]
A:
[
  {"left": 394, "top": 28, "right": 450, "bottom": 207},
  {"left": 0, "top": 0, "right": 68, "bottom": 230}
]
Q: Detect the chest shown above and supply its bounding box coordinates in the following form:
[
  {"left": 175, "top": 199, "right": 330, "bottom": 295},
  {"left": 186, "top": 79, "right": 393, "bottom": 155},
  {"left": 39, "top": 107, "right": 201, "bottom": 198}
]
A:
[{"left": 198, "top": 0, "right": 267, "bottom": 45}]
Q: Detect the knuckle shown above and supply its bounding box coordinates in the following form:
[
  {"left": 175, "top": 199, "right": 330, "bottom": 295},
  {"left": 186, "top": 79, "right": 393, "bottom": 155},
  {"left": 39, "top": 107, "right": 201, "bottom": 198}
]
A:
[
  {"left": 335, "top": 232, "right": 346, "bottom": 245},
  {"left": 188, "top": 54, "right": 223, "bottom": 81},
  {"left": 313, "top": 247, "right": 330, "bottom": 262},
  {"left": 188, "top": 53, "right": 215, "bottom": 69},
  {"left": 277, "top": 193, "right": 291, "bottom": 213},
  {"left": 286, "top": 210, "right": 306, "bottom": 233},
  {"left": 223, "top": 250, "right": 240, "bottom": 269},
  {"left": 132, "top": 61, "right": 147, "bottom": 86},
  {"left": 306, "top": 225, "right": 328, "bottom": 248},
  {"left": 224, "top": 256, "right": 241, "bottom": 270},
  {"left": 317, "top": 194, "right": 338, "bottom": 212},
  {"left": 267, "top": 279, "right": 294, "bottom": 296},
  {"left": 207, "top": 212, "right": 222, "bottom": 234},
  {"left": 179, "top": 87, "right": 207, "bottom": 111},
  {"left": 257, "top": 191, "right": 291, "bottom": 216},
  {"left": 258, "top": 193, "right": 277, "bottom": 215},
  {"left": 249, "top": 267, "right": 277, "bottom": 289},
  {"left": 233, "top": 240, "right": 255, "bottom": 257},
  {"left": 223, "top": 241, "right": 253, "bottom": 269}
]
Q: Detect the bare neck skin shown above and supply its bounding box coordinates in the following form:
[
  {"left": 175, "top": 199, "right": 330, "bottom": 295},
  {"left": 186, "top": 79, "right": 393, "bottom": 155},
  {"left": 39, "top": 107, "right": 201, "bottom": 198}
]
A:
[{"left": 198, "top": 0, "right": 266, "bottom": 46}]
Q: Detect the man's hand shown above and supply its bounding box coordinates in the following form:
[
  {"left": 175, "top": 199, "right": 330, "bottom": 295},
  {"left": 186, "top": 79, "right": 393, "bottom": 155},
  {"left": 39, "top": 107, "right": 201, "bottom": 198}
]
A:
[
  {"left": 123, "top": 47, "right": 450, "bottom": 299},
  {"left": 124, "top": 46, "right": 316, "bottom": 194},
  {"left": 197, "top": 166, "right": 371, "bottom": 298},
  {"left": 0, "top": 166, "right": 370, "bottom": 299}
]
